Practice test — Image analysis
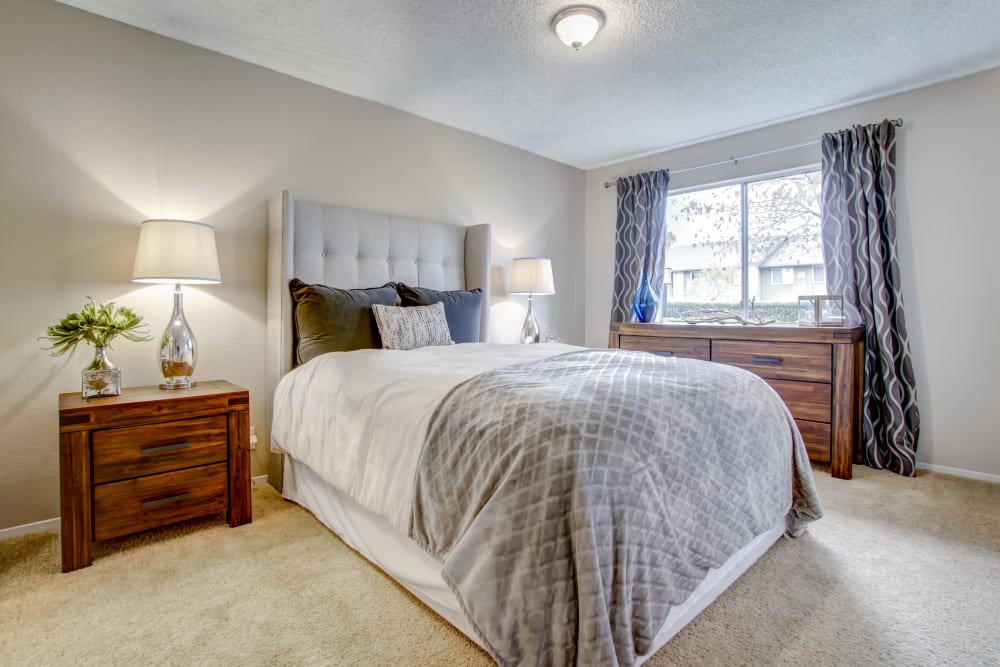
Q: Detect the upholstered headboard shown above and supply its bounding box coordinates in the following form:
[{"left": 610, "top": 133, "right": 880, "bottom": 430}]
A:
[{"left": 264, "top": 190, "right": 492, "bottom": 487}]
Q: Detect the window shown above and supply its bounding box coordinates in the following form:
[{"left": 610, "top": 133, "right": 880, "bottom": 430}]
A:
[
  {"left": 663, "top": 170, "right": 822, "bottom": 323},
  {"left": 812, "top": 265, "right": 826, "bottom": 283},
  {"left": 771, "top": 267, "right": 794, "bottom": 285}
]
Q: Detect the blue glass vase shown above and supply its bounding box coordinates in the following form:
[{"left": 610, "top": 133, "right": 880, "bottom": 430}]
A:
[{"left": 631, "top": 272, "right": 659, "bottom": 323}]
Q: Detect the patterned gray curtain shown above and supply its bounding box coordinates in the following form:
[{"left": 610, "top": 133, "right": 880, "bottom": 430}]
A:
[
  {"left": 820, "top": 120, "right": 920, "bottom": 476},
  {"left": 610, "top": 170, "right": 670, "bottom": 324}
]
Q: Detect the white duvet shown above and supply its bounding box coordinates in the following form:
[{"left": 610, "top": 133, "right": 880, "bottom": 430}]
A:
[{"left": 270, "top": 342, "right": 583, "bottom": 532}]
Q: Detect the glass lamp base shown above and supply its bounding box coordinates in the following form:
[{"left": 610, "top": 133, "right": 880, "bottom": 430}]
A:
[
  {"left": 521, "top": 295, "right": 541, "bottom": 344},
  {"left": 159, "top": 284, "right": 198, "bottom": 391},
  {"left": 521, "top": 317, "right": 540, "bottom": 344},
  {"left": 160, "top": 379, "right": 195, "bottom": 390}
]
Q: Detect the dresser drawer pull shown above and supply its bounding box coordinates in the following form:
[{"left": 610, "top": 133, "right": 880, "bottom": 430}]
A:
[
  {"left": 142, "top": 492, "right": 192, "bottom": 509},
  {"left": 653, "top": 351, "right": 674, "bottom": 357},
  {"left": 751, "top": 356, "right": 783, "bottom": 366},
  {"left": 140, "top": 442, "right": 191, "bottom": 455}
]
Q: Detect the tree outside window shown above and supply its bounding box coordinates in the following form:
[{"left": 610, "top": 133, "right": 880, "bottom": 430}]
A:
[{"left": 663, "top": 170, "right": 824, "bottom": 323}]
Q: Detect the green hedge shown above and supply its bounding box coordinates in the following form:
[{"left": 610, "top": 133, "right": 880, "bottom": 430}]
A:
[{"left": 661, "top": 301, "right": 798, "bottom": 323}]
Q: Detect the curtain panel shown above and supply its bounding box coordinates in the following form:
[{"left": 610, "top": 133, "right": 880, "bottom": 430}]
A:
[
  {"left": 610, "top": 169, "right": 670, "bottom": 324},
  {"left": 820, "top": 120, "right": 920, "bottom": 476}
]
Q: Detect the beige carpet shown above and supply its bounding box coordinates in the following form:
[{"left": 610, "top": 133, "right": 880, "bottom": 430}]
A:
[{"left": 1, "top": 465, "right": 997, "bottom": 666}]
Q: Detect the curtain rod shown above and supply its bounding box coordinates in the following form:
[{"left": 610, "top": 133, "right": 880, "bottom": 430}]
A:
[{"left": 602, "top": 118, "right": 904, "bottom": 188}]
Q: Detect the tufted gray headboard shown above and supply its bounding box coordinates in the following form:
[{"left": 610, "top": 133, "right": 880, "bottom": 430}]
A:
[{"left": 264, "top": 190, "right": 491, "bottom": 488}]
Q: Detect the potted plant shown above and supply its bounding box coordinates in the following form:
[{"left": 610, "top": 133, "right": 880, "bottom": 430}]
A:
[{"left": 41, "top": 298, "right": 152, "bottom": 398}]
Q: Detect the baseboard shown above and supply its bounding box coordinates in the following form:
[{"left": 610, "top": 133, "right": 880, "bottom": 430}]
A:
[
  {"left": 3, "top": 467, "right": 991, "bottom": 540},
  {"left": 1, "top": 475, "right": 277, "bottom": 542},
  {"left": 917, "top": 462, "right": 1000, "bottom": 484},
  {"left": 0, "top": 517, "right": 60, "bottom": 541}
]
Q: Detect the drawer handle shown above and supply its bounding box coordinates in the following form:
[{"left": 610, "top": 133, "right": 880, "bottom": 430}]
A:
[
  {"left": 142, "top": 492, "right": 192, "bottom": 509},
  {"left": 653, "top": 351, "right": 674, "bottom": 357},
  {"left": 140, "top": 442, "right": 191, "bottom": 455},
  {"left": 751, "top": 356, "right": 783, "bottom": 366}
]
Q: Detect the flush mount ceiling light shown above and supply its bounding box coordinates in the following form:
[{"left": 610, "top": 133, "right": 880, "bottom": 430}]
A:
[{"left": 551, "top": 5, "right": 605, "bottom": 50}]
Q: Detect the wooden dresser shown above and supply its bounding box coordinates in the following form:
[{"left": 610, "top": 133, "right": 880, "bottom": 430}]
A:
[
  {"left": 59, "top": 380, "right": 252, "bottom": 572},
  {"left": 609, "top": 323, "right": 864, "bottom": 479}
]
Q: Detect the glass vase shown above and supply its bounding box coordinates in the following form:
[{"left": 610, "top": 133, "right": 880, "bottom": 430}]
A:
[
  {"left": 631, "top": 272, "right": 659, "bottom": 323},
  {"left": 82, "top": 346, "right": 121, "bottom": 399}
]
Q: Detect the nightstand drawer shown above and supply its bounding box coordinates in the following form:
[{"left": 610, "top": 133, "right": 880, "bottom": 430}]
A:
[
  {"left": 713, "top": 340, "right": 832, "bottom": 382},
  {"left": 92, "top": 415, "right": 228, "bottom": 484},
  {"left": 94, "top": 462, "right": 228, "bottom": 541},
  {"left": 617, "top": 335, "right": 710, "bottom": 360},
  {"left": 765, "top": 379, "right": 832, "bottom": 423},
  {"left": 796, "top": 420, "right": 831, "bottom": 463}
]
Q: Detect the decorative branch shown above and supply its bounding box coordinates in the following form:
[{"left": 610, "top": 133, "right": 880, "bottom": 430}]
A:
[{"left": 680, "top": 297, "right": 775, "bottom": 326}]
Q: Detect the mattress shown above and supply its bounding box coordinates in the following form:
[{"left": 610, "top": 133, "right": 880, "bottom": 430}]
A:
[
  {"left": 282, "top": 455, "right": 785, "bottom": 663},
  {"left": 271, "top": 342, "right": 584, "bottom": 532}
]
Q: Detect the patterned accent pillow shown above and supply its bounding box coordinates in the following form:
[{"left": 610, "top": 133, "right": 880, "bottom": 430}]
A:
[{"left": 372, "top": 302, "right": 454, "bottom": 350}]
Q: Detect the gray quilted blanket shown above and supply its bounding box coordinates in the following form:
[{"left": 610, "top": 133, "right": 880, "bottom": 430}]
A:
[{"left": 409, "top": 349, "right": 822, "bottom": 666}]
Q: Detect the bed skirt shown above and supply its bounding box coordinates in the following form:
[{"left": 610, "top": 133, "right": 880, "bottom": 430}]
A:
[{"left": 281, "top": 456, "right": 785, "bottom": 664}]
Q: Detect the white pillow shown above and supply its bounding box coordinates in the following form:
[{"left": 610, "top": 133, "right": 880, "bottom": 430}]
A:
[{"left": 372, "top": 302, "right": 454, "bottom": 350}]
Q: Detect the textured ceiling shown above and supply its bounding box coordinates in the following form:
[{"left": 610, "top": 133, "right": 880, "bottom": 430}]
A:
[{"left": 55, "top": 0, "right": 1000, "bottom": 169}]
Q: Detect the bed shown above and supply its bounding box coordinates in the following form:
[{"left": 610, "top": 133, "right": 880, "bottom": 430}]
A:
[{"left": 265, "top": 191, "right": 823, "bottom": 666}]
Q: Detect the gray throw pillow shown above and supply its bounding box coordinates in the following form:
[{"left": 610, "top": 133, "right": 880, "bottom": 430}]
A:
[
  {"left": 371, "top": 302, "right": 453, "bottom": 350},
  {"left": 396, "top": 283, "right": 482, "bottom": 343},
  {"left": 289, "top": 278, "right": 399, "bottom": 364}
]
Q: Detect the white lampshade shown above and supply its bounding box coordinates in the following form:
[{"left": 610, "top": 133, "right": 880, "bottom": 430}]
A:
[
  {"left": 509, "top": 258, "right": 555, "bottom": 295},
  {"left": 551, "top": 6, "right": 605, "bottom": 50},
  {"left": 132, "top": 219, "right": 221, "bottom": 284}
]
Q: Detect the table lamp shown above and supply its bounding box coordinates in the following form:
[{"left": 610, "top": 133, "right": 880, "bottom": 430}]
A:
[
  {"left": 131, "top": 219, "right": 221, "bottom": 389},
  {"left": 509, "top": 257, "right": 555, "bottom": 344}
]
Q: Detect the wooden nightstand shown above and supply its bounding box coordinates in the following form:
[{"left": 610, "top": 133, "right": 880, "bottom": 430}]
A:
[{"left": 59, "top": 380, "right": 252, "bottom": 572}]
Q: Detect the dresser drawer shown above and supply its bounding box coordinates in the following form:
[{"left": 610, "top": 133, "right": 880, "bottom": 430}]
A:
[
  {"left": 618, "top": 335, "right": 710, "bottom": 361},
  {"left": 94, "top": 462, "right": 228, "bottom": 541},
  {"left": 765, "top": 379, "right": 832, "bottom": 423},
  {"left": 609, "top": 323, "right": 863, "bottom": 479},
  {"left": 92, "top": 415, "right": 228, "bottom": 484},
  {"left": 796, "top": 420, "right": 831, "bottom": 463},
  {"left": 713, "top": 340, "right": 832, "bottom": 382}
]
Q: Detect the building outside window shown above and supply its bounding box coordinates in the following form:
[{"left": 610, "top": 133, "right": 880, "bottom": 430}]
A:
[
  {"left": 662, "top": 169, "right": 824, "bottom": 324},
  {"left": 770, "top": 267, "right": 794, "bottom": 285}
]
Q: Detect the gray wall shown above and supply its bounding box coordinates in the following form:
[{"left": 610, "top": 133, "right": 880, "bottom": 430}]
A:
[
  {"left": 4, "top": 0, "right": 996, "bottom": 531},
  {"left": 585, "top": 67, "right": 1000, "bottom": 478},
  {"left": 0, "top": 0, "right": 585, "bottom": 529}
]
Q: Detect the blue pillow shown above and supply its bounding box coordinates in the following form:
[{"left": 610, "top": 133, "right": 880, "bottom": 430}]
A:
[{"left": 396, "top": 284, "right": 482, "bottom": 343}]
